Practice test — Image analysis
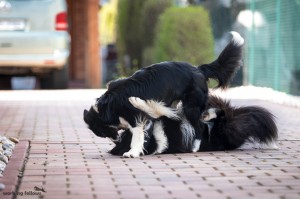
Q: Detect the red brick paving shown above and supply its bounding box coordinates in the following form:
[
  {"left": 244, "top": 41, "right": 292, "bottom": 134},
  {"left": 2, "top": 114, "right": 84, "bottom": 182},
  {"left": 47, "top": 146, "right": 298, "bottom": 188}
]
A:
[{"left": 0, "top": 89, "right": 300, "bottom": 199}]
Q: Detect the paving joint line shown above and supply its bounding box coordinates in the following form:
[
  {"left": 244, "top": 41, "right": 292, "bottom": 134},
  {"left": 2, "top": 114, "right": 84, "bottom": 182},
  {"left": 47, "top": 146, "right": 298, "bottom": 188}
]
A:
[{"left": 12, "top": 140, "right": 31, "bottom": 199}]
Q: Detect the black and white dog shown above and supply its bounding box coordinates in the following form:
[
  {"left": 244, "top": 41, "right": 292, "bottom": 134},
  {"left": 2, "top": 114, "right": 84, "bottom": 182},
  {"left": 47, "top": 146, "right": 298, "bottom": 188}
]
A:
[
  {"left": 84, "top": 32, "right": 244, "bottom": 157},
  {"left": 110, "top": 96, "right": 278, "bottom": 156}
]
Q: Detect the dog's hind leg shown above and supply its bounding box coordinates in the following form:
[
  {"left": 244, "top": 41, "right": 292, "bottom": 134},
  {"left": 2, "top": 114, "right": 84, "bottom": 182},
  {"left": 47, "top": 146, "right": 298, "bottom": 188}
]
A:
[
  {"left": 152, "top": 120, "right": 168, "bottom": 154},
  {"left": 182, "top": 74, "right": 208, "bottom": 140},
  {"left": 129, "top": 97, "right": 179, "bottom": 120}
]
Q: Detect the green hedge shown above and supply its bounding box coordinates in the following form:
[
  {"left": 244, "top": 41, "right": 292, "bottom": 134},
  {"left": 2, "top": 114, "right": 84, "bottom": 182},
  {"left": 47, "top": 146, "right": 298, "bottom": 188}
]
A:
[{"left": 151, "top": 6, "right": 214, "bottom": 66}]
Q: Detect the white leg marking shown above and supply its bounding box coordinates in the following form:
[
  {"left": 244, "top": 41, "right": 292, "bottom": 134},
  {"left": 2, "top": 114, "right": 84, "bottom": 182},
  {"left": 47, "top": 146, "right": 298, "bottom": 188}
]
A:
[
  {"left": 129, "top": 97, "right": 149, "bottom": 112},
  {"left": 152, "top": 121, "right": 168, "bottom": 154},
  {"left": 123, "top": 125, "right": 145, "bottom": 158},
  {"left": 129, "top": 97, "right": 179, "bottom": 120},
  {"left": 180, "top": 117, "right": 195, "bottom": 149},
  {"left": 192, "top": 139, "right": 201, "bottom": 152},
  {"left": 121, "top": 117, "right": 145, "bottom": 158}
]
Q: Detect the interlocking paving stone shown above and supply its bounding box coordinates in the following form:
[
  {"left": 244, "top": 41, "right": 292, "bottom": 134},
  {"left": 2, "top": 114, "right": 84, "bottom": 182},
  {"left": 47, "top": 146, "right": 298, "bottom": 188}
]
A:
[{"left": 0, "top": 89, "right": 299, "bottom": 199}]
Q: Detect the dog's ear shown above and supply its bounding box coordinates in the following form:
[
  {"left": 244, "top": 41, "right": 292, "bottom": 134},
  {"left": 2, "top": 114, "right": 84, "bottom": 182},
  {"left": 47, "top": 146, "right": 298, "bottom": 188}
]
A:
[
  {"left": 99, "top": 105, "right": 114, "bottom": 124},
  {"left": 98, "top": 95, "right": 116, "bottom": 124}
]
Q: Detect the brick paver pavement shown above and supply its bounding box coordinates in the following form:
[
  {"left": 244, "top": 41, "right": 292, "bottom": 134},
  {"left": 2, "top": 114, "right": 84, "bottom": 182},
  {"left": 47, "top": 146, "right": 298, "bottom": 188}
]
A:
[{"left": 0, "top": 89, "right": 299, "bottom": 199}]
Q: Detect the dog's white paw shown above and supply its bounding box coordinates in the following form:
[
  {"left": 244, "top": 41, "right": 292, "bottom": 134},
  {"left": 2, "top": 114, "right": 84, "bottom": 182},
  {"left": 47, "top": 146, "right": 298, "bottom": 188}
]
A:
[
  {"left": 123, "top": 149, "right": 143, "bottom": 158},
  {"left": 129, "top": 97, "right": 146, "bottom": 109}
]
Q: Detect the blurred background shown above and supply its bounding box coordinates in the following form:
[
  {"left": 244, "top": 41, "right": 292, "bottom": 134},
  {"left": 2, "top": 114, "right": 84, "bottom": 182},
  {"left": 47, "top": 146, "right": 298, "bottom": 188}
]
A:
[{"left": 0, "top": 0, "right": 299, "bottom": 95}]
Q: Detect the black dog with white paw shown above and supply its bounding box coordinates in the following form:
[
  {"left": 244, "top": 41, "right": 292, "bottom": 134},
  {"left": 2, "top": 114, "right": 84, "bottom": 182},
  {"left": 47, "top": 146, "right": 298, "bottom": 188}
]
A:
[{"left": 110, "top": 96, "right": 278, "bottom": 155}]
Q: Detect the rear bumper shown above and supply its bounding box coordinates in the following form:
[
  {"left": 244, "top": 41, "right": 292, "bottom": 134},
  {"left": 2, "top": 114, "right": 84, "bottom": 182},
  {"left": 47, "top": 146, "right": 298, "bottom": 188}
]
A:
[{"left": 0, "top": 49, "right": 69, "bottom": 69}]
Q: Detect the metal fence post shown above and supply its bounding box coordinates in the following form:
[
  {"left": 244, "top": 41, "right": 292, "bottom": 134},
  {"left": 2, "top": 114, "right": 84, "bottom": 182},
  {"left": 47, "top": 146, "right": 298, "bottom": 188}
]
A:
[{"left": 274, "top": 0, "right": 281, "bottom": 91}]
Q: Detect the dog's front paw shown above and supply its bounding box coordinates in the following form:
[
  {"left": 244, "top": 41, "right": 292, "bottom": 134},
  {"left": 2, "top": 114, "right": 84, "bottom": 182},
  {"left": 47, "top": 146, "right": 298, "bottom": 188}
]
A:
[
  {"left": 123, "top": 149, "right": 143, "bottom": 158},
  {"left": 129, "top": 97, "right": 146, "bottom": 109}
]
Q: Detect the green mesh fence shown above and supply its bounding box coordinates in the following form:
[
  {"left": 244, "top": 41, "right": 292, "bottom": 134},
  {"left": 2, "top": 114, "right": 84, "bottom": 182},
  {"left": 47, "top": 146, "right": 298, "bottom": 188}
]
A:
[{"left": 246, "top": 0, "right": 300, "bottom": 95}]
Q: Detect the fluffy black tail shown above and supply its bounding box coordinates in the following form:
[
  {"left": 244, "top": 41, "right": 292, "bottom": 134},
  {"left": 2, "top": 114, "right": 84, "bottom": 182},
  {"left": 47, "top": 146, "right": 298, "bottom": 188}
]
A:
[
  {"left": 198, "top": 31, "right": 244, "bottom": 89},
  {"left": 227, "top": 106, "right": 277, "bottom": 147},
  {"left": 201, "top": 96, "right": 278, "bottom": 151}
]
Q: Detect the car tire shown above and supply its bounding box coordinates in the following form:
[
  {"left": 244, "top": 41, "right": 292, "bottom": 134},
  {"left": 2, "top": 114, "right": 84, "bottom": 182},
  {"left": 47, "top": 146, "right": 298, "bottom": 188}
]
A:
[{"left": 40, "top": 64, "right": 69, "bottom": 89}]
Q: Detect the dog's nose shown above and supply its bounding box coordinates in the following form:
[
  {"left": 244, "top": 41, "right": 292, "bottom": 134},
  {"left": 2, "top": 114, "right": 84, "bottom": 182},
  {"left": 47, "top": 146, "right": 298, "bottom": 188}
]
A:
[{"left": 83, "top": 110, "right": 89, "bottom": 123}]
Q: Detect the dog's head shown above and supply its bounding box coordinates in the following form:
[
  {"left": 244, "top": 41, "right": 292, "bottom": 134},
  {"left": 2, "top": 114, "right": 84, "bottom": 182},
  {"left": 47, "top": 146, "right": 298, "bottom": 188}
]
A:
[
  {"left": 201, "top": 108, "right": 224, "bottom": 122},
  {"left": 83, "top": 106, "right": 119, "bottom": 140}
]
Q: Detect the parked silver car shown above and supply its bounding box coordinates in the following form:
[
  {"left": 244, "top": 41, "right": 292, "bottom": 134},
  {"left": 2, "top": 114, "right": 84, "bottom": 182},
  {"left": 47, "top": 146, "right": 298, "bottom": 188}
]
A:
[{"left": 0, "top": 0, "right": 70, "bottom": 89}]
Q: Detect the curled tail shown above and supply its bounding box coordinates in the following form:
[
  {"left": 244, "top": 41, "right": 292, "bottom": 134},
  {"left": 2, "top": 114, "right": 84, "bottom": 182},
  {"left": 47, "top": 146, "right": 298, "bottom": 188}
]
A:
[{"left": 198, "top": 31, "right": 244, "bottom": 89}]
